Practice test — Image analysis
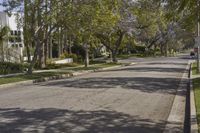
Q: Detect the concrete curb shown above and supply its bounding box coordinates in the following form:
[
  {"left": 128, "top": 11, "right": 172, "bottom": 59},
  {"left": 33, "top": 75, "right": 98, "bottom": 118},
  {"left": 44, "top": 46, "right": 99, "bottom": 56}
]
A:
[
  {"left": 0, "top": 63, "right": 137, "bottom": 87},
  {"left": 190, "top": 63, "right": 198, "bottom": 133},
  {"left": 0, "top": 80, "right": 33, "bottom": 89},
  {"left": 0, "top": 73, "right": 24, "bottom": 78},
  {"left": 33, "top": 73, "right": 73, "bottom": 83},
  {"left": 163, "top": 62, "right": 190, "bottom": 133},
  {"left": 34, "top": 63, "right": 137, "bottom": 83}
]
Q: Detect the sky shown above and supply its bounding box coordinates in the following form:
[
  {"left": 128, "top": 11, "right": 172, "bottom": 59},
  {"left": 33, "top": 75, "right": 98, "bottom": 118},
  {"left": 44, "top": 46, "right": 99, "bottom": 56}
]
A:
[
  {"left": 0, "top": 0, "right": 5, "bottom": 12},
  {"left": 0, "top": 6, "right": 5, "bottom": 12},
  {"left": 0, "top": 0, "right": 23, "bottom": 12}
]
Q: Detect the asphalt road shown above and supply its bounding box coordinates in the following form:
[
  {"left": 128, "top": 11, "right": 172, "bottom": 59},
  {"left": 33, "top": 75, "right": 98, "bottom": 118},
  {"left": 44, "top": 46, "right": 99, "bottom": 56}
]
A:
[{"left": 0, "top": 55, "right": 189, "bottom": 133}]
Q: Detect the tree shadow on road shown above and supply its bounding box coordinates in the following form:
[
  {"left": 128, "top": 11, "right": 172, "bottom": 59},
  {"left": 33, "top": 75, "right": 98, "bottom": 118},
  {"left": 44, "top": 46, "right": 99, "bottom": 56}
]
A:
[
  {"left": 41, "top": 76, "right": 186, "bottom": 95},
  {"left": 0, "top": 108, "right": 182, "bottom": 133},
  {"left": 110, "top": 67, "right": 187, "bottom": 73},
  {"left": 36, "top": 59, "right": 189, "bottom": 96},
  {"left": 145, "top": 62, "right": 188, "bottom": 66}
]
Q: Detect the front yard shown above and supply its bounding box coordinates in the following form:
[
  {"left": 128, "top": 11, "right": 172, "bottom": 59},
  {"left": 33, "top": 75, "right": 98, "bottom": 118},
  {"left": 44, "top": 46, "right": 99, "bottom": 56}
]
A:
[{"left": 0, "top": 63, "right": 122, "bottom": 85}]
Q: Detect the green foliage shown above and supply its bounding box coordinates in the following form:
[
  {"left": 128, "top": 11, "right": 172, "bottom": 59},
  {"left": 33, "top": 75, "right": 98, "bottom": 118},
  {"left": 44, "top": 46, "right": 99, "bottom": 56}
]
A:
[
  {"left": 60, "top": 53, "right": 78, "bottom": 63},
  {"left": 90, "top": 60, "right": 107, "bottom": 64},
  {"left": 1, "top": 0, "right": 193, "bottom": 70},
  {"left": 164, "top": 0, "right": 197, "bottom": 32},
  {"left": 45, "top": 63, "right": 80, "bottom": 70},
  {"left": 0, "top": 26, "right": 10, "bottom": 41},
  {"left": 0, "top": 26, "right": 10, "bottom": 61},
  {"left": 193, "top": 77, "right": 200, "bottom": 130},
  {"left": 192, "top": 62, "right": 200, "bottom": 130},
  {"left": 0, "top": 62, "right": 25, "bottom": 74},
  {"left": 135, "top": 45, "right": 146, "bottom": 53},
  {"left": 0, "top": 72, "right": 70, "bottom": 85},
  {"left": 144, "top": 49, "right": 156, "bottom": 56}
]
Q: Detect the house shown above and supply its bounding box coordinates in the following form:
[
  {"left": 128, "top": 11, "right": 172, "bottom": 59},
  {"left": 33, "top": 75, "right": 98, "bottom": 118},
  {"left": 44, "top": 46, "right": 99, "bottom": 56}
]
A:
[{"left": 0, "top": 12, "right": 24, "bottom": 62}]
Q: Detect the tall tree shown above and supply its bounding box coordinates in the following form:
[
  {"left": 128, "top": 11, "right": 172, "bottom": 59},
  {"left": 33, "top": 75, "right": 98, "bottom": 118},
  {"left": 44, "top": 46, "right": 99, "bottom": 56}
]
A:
[{"left": 0, "top": 26, "right": 10, "bottom": 62}]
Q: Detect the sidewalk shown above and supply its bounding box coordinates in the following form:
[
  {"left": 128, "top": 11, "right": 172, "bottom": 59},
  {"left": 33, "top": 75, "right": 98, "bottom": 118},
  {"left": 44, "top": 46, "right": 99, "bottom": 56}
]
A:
[
  {"left": 0, "top": 63, "right": 106, "bottom": 78},
  {"left": 0, "top": 62, "right": 136, "bottom": 88}
]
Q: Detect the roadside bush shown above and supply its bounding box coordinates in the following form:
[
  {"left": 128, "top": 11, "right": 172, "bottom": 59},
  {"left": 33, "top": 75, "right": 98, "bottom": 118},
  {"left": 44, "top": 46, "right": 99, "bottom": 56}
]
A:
[
  {"left": 144, "top": 49, "right": 155, "bottom": 56},
  {"left": 34, "top": 61, "right": 40, "bottom": 70},
  {"left": 90, "top": 60, "right": 107, "bottom": 64},
  {"left": 60, "top": 53, "right": 78, "bottom": 62},
  {"left": 44, "top": 63, "right": 80, "bottom": 70},
  {"left": 0, "top": 62, "right": 25, "bottom": 75},
  {"left": 135, "top": 45, "right": 146, "bottom": 53}
]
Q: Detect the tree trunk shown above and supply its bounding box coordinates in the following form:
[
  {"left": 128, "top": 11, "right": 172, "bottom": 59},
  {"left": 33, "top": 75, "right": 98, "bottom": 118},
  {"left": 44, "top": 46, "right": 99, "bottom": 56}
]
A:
[
  {"left": 26, "top": 45, "right": 31, "bottom": 62},
  {"left": 111, "top": 31, "right": 124, "bottom": 63},
  {"left": 39, "top": 32, "right": 46, "bottom": 68},
  {"left": 28, "top": 0, "right": 43, "bottom": 73},
  {"left": 27, "top": 34, "right": 40, "bottom": 74},
  {"left": 38, "top": 36, "right": 45, "bottom": 69},
  {"left": 84, "top": 44, "right": 89, "bottom": 67},
  {"left": 110, "top": 50, "right": 113, "bottom": 62},
  {"left": 45, "top": 35, "right": 48, "bottom": 64},
  {"left": 164, "top": 43, "right": 168, "bottom": 57},
  {"left": 63, "top": 30, "right": 67, "bottom": 53},
  {"left": 1, "top": 42, "right": 4, "bottom": 62},
  {"left": 112, "top": 50, "right": 117, "bottom": 63},
  {"left": 41, "top": 42, "right": 46, "bottom": 68},
  {"left": 24, "top": 0, "right": 31, "bottom": 63},
  {"left": 58, "top": 28, "right": 63, "bottom": 57},
  {"left": 49, "top": 34, "right": 53, "bottom": 59},
  {"left": 44, "top": 0, "right": 48, "bottom": 65},
  {"left": 160, "top": 44, "right": 164, "bottom": 56},
  {"left": 69, "top": 35, "right": 72, "bottom": 54},
  {"left": 60, "top": 28, "right": 64, "bottom": 55}
]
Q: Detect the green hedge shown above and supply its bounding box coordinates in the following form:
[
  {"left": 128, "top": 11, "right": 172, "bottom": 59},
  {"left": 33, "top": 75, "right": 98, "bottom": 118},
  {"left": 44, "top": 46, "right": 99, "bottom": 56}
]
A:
[
  {"left": 0, "top": 62, "right": 25, "bottom": 75},
  {"left": 135, "top": 45, "right": 146, "bottom": 53},
  {"left": 60, "top": 53, "right": 78, "bottom": 62},
  {"left": 44, "top": 63, "right": 80, "bottom": 70}
]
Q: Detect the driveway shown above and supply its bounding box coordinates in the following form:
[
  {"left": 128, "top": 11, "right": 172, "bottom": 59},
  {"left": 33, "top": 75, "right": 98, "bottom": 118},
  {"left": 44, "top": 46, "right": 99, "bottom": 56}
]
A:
[{"left": 0, "top": 56, "right": 189, "bottom": 133}]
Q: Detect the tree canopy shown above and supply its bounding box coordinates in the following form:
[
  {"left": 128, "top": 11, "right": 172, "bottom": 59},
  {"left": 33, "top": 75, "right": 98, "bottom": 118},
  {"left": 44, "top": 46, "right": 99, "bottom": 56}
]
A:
[{"left": 0, "top": 0, "right": 195, "bottom": 73}]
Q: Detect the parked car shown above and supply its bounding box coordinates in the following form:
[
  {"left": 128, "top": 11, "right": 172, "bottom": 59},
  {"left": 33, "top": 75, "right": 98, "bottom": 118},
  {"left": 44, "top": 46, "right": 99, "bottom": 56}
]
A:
[{"left": 190, "top": 51, "right": 196, "bottom": 59}]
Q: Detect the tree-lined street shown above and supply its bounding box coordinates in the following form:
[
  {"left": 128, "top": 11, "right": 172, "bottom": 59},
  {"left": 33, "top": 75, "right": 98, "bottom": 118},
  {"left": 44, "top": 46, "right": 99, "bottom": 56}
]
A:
[
  {"left": 0, "top": 55, "right": 189, "bottom": 133},
  {"left": 0, "top": 0, "right": 198, "bottom": 132}
]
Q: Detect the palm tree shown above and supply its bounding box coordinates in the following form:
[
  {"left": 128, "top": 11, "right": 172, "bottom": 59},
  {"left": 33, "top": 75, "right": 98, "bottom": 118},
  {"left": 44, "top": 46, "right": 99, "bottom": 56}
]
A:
[{"left": 0, "top": 26, "right": 10, "bottom": 62}]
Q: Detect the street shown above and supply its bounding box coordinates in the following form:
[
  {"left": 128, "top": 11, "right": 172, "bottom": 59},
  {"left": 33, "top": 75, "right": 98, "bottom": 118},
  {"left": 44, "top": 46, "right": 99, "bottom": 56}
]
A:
[{"left": 0, "top": 56, "right": 189, "bottom": 133}]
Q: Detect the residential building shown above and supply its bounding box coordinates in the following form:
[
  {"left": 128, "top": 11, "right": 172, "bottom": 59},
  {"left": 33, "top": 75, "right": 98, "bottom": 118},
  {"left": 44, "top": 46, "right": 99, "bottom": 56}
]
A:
[{"left": 0, "top": 12, "right": 24, "bottom": 62}]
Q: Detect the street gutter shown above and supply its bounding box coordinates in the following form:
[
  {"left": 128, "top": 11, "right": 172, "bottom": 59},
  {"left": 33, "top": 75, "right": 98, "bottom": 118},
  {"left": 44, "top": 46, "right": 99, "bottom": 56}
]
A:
[
  {"left": 163, "top": 62, "right": 190, "bottom": 133},
  {"left": 0, "top": 62, "right": 137, "bottom": 88}
]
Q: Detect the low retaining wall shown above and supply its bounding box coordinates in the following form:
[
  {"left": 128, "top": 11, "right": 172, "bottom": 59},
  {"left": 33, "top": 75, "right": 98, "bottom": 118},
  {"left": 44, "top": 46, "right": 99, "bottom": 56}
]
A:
[{"left": 54, "top": 58, "right": 73, "bottom": 64}]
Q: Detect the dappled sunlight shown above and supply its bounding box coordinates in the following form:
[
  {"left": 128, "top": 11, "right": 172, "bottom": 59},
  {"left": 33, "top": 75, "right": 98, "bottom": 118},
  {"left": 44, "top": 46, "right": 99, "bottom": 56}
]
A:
[{"left": 0, "top": 108, "right": 175, "bottom": 133}]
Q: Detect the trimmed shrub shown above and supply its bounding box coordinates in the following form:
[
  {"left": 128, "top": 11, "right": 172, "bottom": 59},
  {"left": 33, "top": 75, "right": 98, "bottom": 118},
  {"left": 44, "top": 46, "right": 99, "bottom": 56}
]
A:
[
  {"left": 0, "top": 62, "right": 25, "bottom": 75},
  {"left": 135, "top": 45, "right": 146, "bottom": 53},
  {"left": 60, "top": 53, "right": 78, "bottom": 63},
  {"left": 44, "top": 63, "right": 80, "bottom": 70},
  {"left": 90, "top": 60, "right": 107, "bottom": 64}
]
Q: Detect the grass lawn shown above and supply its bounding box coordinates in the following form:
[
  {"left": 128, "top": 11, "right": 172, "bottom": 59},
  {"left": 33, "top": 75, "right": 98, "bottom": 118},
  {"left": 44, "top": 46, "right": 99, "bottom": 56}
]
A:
[
  {"left": 192, "top": 62, "right": 200, "bottom": 132},
  {"left": 62, "top": 63, "right": 122, "bottom": 71},
  {"left": 117, "top": 54, "right": 146, "bottom": 59},
  {"left": 0, "top": 72, "right": 70, "bottom": 85},
  {"left": 193, "top": 77, "right": 200, "bottom": 132},
  {"left": 193, "top": 62, "right": 198, "bottom": 75},
  {"left": 0, "top": 62, "right": 122, "bottom": 85},
  {"left": 42, "top": 63, "right": 82, "bottom": 70}
]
